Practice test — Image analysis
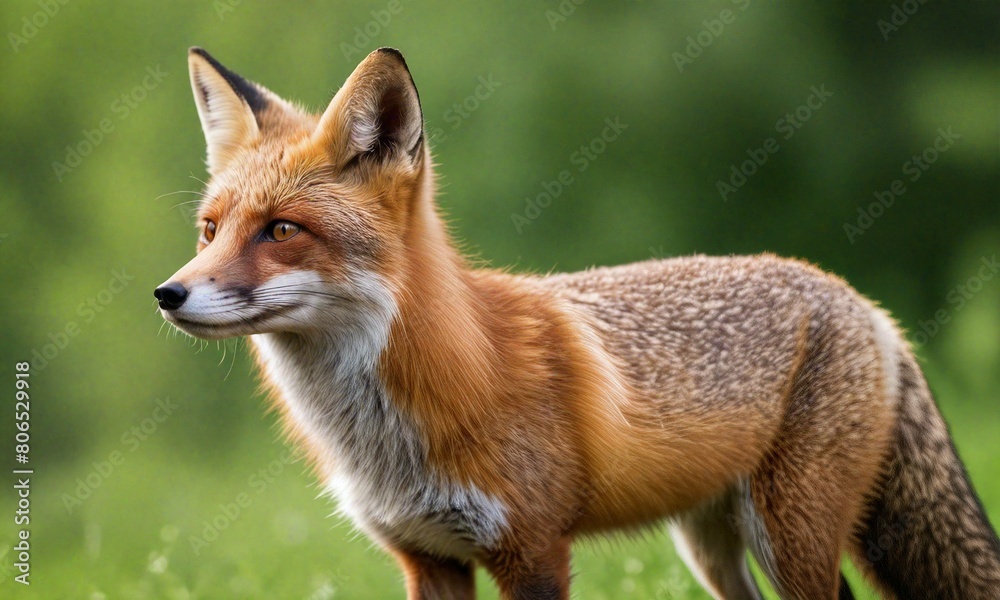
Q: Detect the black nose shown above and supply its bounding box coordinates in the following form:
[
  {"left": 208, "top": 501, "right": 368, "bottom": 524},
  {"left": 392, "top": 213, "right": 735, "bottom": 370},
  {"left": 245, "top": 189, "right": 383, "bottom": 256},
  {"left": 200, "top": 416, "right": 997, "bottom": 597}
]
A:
[{"left": 154, "top": 282, "right": 189, "bottom": 310}]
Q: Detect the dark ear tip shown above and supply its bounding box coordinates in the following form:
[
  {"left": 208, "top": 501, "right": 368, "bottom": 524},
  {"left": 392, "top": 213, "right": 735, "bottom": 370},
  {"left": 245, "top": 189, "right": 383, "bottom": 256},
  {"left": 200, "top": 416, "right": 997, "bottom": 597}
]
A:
[
  {"left": 186, "top": 47, "right": 269, "bottom": 117},
  {"left": 372, "top": 47, "right": 408, "bottom": 69},
  {"left": 374, "top": 47, "right": 403, "bottom": 58}
]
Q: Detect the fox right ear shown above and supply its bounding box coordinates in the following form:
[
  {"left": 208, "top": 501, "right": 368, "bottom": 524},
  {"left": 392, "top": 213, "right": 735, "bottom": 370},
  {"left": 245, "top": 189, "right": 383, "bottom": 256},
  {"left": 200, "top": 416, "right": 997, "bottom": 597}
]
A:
[
  {"left": 313, "top": 48, "right": 424, "bottom": 171},
  {"left": 188, "top": 47, "right": 266, "bottom": 175}
]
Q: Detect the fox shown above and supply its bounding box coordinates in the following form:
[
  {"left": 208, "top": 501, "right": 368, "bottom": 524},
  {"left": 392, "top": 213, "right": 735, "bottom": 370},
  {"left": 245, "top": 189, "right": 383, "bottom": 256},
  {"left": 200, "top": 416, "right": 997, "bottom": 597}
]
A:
[{"left": 156, "top": 46, "right": 1000, "bottom": 600}]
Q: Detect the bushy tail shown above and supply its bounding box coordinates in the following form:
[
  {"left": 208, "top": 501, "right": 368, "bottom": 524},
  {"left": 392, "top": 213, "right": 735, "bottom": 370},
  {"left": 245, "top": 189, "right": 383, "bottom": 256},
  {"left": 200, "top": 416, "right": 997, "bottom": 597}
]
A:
[{"left": 855, "top": 350, "right": 1000, "bottom": 599}]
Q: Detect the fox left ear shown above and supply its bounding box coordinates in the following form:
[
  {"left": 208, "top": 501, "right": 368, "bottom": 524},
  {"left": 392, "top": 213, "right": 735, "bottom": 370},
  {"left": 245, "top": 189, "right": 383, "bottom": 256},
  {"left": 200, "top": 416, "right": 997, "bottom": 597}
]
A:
[
  {"left": 314, "top": 48, "right": 424, "bottom": 170},
  {"left": 188, "top": 47, "right": 272, "bottom": 175}
]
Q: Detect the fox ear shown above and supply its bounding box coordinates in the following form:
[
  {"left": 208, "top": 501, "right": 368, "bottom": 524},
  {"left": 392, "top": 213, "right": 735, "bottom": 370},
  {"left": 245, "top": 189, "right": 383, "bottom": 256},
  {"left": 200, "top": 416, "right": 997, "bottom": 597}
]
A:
[
  {"left": 188, "top": 47, "right": 269, "bottom": 175},
  {"left": 314, "top": 48, "right": 424, "bottom": 170}
]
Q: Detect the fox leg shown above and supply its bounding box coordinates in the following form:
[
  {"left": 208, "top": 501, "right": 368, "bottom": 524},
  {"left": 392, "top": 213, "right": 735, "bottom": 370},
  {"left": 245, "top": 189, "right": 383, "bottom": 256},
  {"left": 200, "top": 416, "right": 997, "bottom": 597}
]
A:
[
  {"left": 395, "top": 550, "right": 476, "bottom": 600},
  {"left": 740, "top": 467, "right": 853, "bottom": 600},
  {"left": 669, "top": 491, "right": 764, "bottom": 600},
  {"left": 484, "top": 536, "right": 572, "bottom": 600},
  {"left": 739, "top": 407, "right": 885, "bottom": 600}
]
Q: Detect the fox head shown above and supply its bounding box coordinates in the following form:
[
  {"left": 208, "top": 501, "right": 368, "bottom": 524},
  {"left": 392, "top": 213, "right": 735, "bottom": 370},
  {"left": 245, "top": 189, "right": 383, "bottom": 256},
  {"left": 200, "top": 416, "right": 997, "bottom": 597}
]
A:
[{"left": 156, "top": 47, "right": 429, "bottom": 340}]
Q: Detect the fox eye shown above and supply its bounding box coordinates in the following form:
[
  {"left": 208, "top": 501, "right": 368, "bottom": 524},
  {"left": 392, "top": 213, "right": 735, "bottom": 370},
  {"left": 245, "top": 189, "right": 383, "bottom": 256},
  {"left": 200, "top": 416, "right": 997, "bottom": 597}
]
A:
[
  {"left": 201, "top": 220, "right": 216, "bottom": 244},
  {"left": 268, "top": 221, "right": 301, "bottom": 242}
]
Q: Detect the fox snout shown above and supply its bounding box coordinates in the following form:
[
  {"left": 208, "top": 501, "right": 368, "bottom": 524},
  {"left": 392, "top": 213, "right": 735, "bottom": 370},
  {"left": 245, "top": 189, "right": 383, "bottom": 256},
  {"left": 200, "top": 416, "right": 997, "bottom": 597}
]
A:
[
  {"left": 155, "top": 265, "right": 387, "bottom": 341},
  {"left": 154, "top": 273, "right": 238, "bottom": 340}
]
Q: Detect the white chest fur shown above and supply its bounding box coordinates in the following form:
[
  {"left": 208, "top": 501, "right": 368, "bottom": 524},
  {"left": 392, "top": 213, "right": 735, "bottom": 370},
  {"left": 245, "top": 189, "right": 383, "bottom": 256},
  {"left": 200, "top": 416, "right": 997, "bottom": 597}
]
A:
[{"left": 249, "top": 276, "right": 507, "bottom": 558}]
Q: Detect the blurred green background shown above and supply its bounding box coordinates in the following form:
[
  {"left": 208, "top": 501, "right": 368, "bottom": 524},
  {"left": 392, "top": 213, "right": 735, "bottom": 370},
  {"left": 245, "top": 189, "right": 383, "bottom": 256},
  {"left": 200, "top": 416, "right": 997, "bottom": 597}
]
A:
[{"left": 1, "top": 1, "right": 998, "bottom": 598}]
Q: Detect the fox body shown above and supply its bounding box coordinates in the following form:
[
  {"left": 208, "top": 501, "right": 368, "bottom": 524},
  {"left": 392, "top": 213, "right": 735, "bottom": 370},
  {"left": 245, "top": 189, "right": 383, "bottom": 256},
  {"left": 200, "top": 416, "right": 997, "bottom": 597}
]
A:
[{"left": 157, "top": 47, "right": 1000, "bottom": 599}]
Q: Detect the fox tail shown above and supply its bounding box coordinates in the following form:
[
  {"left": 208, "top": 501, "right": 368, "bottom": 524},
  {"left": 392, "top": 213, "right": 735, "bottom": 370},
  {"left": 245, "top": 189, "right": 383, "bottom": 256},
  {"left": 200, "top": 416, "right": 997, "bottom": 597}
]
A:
[{"left": 854, "top": 349, "right": 1000, "bottom": 599}]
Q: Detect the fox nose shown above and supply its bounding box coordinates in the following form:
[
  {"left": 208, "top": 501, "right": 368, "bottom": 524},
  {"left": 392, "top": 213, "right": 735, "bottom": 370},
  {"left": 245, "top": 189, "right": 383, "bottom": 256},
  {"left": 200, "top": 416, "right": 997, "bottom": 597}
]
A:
[{"left": 154, "top": 282, "right": 189, "bottom": 310}]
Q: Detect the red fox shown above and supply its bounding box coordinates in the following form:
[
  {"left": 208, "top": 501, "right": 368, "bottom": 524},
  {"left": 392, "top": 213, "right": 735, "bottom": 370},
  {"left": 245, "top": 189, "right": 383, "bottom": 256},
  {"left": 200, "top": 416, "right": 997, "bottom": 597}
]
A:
[{"left": 156, "top": 47, "right": 1000, "bottom": 599}]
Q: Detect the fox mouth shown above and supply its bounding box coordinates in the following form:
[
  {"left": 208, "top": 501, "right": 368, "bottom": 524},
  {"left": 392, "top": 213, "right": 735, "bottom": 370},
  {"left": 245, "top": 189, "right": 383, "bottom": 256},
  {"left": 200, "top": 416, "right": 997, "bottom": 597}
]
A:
[{"left": 165, "top": 304, "right": 295, "bottom": 339}]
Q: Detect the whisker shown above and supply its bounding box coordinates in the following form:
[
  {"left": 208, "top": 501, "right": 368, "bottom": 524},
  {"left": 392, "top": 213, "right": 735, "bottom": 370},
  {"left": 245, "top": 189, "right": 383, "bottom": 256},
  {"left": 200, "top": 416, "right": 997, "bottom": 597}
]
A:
[
  {"left": 225, "top": 340, "right": 239, "bottom": 381},
  {"left": 252, "top": 289, "right": 353, "bottom": 302},
  {"left": 155, "top": 190, "right": 204, "bottom": 201},
  {"left": 156, "top": 190, "right": 206, "bottom": 220},
  {"left": 204, "top": 300, "right": 246, "bottom": 311},
  {"left": 170, "top": 198, "right": 207, "bottom": 210}
]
